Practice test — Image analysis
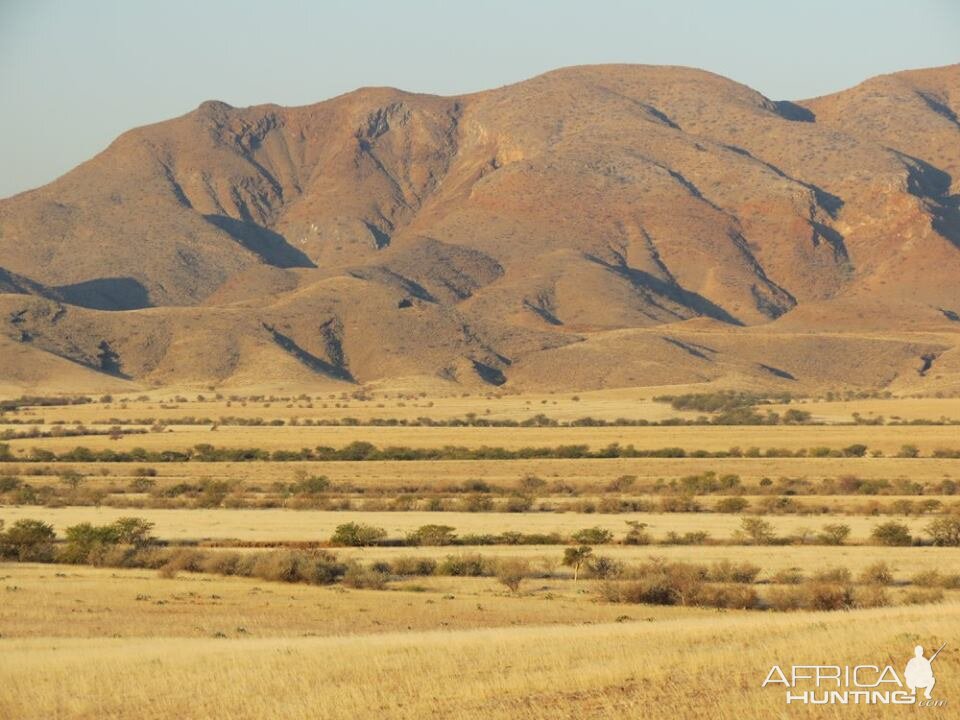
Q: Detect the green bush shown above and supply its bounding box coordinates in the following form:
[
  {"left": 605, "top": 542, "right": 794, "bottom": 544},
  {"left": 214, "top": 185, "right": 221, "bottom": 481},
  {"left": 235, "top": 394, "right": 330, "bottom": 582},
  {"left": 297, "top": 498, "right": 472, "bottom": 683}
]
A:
[
  {"left": 330, "top": 522, "right": 387, "bottom": 547},
  {"left": 871, "top": 521, "right": 913, "bottom": 546},
  {"left": 571, "top": 527, "right": 614, "bottom": 545},
  {"left": 0, "top": 518, "right": 56, "bottom": 561},
  {"left": 406, "top": 524, "right": 457, "bottom": 546}
]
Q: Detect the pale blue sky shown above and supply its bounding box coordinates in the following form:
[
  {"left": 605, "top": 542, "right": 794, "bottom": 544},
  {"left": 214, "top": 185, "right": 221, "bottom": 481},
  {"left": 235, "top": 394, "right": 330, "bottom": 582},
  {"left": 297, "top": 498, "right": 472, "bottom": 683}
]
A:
[{"left": 1, "top": 0, "right": 958, "bottom": 198}]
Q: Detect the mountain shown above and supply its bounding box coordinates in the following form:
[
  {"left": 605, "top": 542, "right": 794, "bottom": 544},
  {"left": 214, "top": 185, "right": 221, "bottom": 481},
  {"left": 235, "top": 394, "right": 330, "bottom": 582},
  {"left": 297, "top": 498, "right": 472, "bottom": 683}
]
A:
[{"left": 1, "top": 64, "right": 959, "bottom": 394}]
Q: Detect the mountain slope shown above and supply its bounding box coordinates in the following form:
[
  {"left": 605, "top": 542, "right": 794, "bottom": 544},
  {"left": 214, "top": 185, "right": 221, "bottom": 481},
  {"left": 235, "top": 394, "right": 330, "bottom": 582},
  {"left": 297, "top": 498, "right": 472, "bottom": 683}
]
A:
[{"left": 2, "top": 64, "right": 959, "bottom": 392}]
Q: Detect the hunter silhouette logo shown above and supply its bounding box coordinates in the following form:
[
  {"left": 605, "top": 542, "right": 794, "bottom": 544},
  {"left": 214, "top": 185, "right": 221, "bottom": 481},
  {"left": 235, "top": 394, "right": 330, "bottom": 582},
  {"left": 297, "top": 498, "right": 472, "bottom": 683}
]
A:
[
  {"left": 762, "top": 642, "right": 948, "bottom": 707},
  {"left": 905, "top": 644, "right": 945, "bottom": 700}
]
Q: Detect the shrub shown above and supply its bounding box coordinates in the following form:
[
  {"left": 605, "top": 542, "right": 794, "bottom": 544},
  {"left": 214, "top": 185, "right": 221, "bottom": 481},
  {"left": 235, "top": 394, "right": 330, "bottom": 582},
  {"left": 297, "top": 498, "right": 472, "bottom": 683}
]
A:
[
  {"left": 159, "top": 549, "right": 207, "bottom": 578},
  {"left": 496, "top": 558, "right": 529, "bottom": 592},
  {"left": 902, "top": 588, "right": 944, "bottom": 605},
  {"left": 390, "top": 556, "right": 438, "bottom": 576},
  {"left": 803, "top": 582, "right": 855, "bottom": 611},
  {"left": 128, "top": 476, "right": 156, "bottom": 492},
  {"left": 406, "top": 524, "right": 457, "bottom": 546},
  {"left": 623, "top": 521, "right": 651, "bottom": 545},
  {"left": 292, "top": 474, "right": 330, "bottom": 494},
  {"left": 738, "top": 517, "right": 775, "bottom": 545},
  {"left": 663, "top": 531, "right": 710, "bottom": 545},
  {"left": 59, "top": 470, "right": 85, "bottom": 490},
  {"left": 715, "top": 497, "right": 749, "bottom": 513},
  {"left": 437, "top": 554, "right": 489, "bottom": 576},
  {"left": 659, "top": 496, "right": 701, "bottom": 513},
  {"left": 299, "top": 551, "right": 348, "bottom": 584},
  {"left": 612, "top": 560, "right": 706, "bottom": 606},
  {"left": 330, "top": 522, "right": 387, "bottom": 547},
  {"left": 503, "top": 494, "right": 534, "bottom": 512},
  {"left": 606, "top": 475, "right": 636, "bottom": 492},
  {"left": 588, "top": 555, "right": 624, "bottom": 580},
  {"left": 871, "top": 522, "right": 913, "bottom": 546},
  {"left": 766, "top": 586, "right": 807, "bottom": 611},
  {"left": 926, "top": 516, "right": 960, "bottom": 546},
  {"left": 708, "top": 560, "right": 761, "bottom": 583},
  {"left": 842, "top": 444, "right": 868, "bottom": 458},
  {"left": 0, "top": 518, "right": 56, "bottom": 561},
  {"left": 698, "top": 584, "right": 760, "bottom": 609},
  {"left": 812, "top": 567, "right": 852, "bottom": 584},
  {"left": 910, "top": 570, "right": 942, "bottom": 587},
  {"left": 853, "top": 585, "right": 890, "bottom": 608},
  {"left": 817, "top": 523, "right": 851, "bottom": 546},
  {"left": 201, "top": 551, "right": 248, "bottom": 576},
  {"left": 342, "top": 561, "right": 389, "bottom": 589},
  {"left": 859, "top": 562, "right": 894, "bottom": 586},
  {"left": 571, "top": 527, "right": 613, "bottom": 545},
  {"left": 771, "top": 568, "right": 805, "bottom": 585}
]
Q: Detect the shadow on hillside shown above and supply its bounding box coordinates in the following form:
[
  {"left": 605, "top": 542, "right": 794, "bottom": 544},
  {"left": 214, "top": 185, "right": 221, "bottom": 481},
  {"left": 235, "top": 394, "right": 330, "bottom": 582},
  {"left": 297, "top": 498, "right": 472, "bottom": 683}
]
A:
[
  {"left": 773, "top": 101, "right": 815, "bottom": 123},
  {"left": 262, "top": 323, "right": 353, "bottom": 382},
  {"left": 587, "top": 254, "right": 742, "bottom": 326},
  {"left": 205, "top": 215, "right": 317, "bottom": 269},
  {"left": 55, "top": 277, "right": 152, "bottom": 311}
]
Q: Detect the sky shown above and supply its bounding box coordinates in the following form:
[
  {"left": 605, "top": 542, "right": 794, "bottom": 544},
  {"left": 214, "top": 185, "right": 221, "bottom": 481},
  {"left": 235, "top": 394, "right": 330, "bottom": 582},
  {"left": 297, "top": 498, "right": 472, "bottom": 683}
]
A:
[{"left": 1, "top": 0, "right": 958, "bottom": 199}]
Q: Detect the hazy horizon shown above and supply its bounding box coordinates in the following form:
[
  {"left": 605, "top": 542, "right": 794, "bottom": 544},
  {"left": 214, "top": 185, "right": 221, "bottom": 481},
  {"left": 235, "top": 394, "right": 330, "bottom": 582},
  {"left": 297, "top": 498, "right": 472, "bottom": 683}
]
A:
[{"left": 1, "top": 0, "right": 958, "bottom": 199}]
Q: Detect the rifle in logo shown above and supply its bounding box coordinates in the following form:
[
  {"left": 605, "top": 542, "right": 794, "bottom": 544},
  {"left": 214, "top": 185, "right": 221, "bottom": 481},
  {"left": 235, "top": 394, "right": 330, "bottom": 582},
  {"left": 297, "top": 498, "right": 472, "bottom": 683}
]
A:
[{"left": 905, "top": 643, "right": 945, "bottom": 700}]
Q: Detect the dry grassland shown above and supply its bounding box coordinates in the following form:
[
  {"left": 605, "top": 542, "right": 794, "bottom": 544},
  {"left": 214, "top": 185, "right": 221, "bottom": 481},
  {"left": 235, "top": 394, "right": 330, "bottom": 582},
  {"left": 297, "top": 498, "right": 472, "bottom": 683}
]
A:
[
  {"left": 1, "top": 587, "right": 956, "bottom": 719},
  {"left": 3, "top": 392, "right": 960, "bottom": 719}
]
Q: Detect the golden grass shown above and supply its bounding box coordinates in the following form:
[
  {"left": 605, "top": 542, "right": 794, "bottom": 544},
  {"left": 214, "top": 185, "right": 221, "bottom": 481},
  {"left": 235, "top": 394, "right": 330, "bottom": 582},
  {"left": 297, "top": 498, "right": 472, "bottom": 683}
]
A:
[
  {"left": 1, "top": 591, "right": 956, "bottom": 719},
  {"left": 4, "top": 394, "right": 960, "bottom": 718},
  {"left": 0, "top": 564, "right": 674, "bottom": 639}
]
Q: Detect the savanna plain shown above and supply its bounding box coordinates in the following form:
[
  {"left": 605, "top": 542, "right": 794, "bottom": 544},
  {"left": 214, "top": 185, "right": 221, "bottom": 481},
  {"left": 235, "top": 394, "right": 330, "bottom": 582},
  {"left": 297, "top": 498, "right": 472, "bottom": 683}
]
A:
[{"left": 2, "top": 387, "right": 959, "bottom": 719}]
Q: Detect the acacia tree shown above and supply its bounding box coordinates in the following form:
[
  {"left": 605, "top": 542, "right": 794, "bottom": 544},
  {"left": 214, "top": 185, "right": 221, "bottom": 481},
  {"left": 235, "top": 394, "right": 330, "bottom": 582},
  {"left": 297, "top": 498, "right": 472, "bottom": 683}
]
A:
[{"left": 563, "top": 545, "right": 593, "bottom": 581}]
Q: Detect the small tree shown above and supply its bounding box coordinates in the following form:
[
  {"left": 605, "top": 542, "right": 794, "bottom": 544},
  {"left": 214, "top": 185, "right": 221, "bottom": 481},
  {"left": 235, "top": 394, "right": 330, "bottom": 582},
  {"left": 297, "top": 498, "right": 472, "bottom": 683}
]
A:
[
  {"left": 926, "top": 516, "right": 960, "bottom": 546},
  {"left": 818, "top": 523, "right": 851, "bottom": 546},
  {"left": 330, "top": 522, "right": 387, "bottom": 547},
  {"left": 871, "top": 521, "right": 913, "bottom": 546},
  {"left": 563, "top": 545, "right": 593, "bottom": 581},
  {"left": 739, "top": 517, "right": 775, "bottom": 545}
]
